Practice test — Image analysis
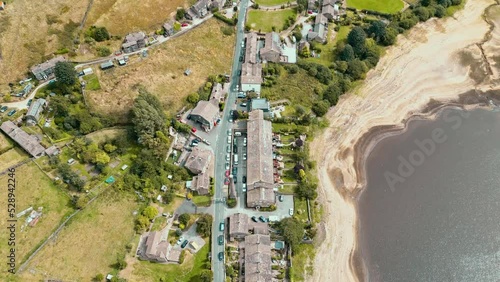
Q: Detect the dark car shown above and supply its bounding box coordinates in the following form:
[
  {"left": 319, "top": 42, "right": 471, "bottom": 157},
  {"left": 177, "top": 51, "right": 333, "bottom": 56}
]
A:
[
  {"left": 218, "top": 251, "right": 224, "bottom": 261},
  {"left": 242, "top": 176, "right": 247, "bottom": 183},
  {"left": 218, "top": 235, "right": 224, "bottom": 245},
  {"left": 181, "top": 240, "right": 189, "bottom": 248},
  {"left": 251, "top": 216, "right": 258, "bottom": 222},
  {"left": 259, "top": 216, "right": 266, "bottom": 223},
  {"left": 27, "top": 99, "right": 33, "bottom": 106},
  {"left": 7, "top": 110, "right": 16, "bottom": 117},
  {"left": 224, "top": 178, "right": 230, "bottom": 185},
  {"left": 0, "top": 106, "right": 7, "bottom": 113},
  {"left": 233, "top": 177, "right": 237, "bottom": 184},
  {"left": 237, "top": 70, "right": 242, "bottom": 76},
  {"left": 233, "top": 145, "right": 238, "bottom": 153},
  {"left": 232, "top": 167, "right": 237, "bottom": 175},
  {"left": 239, "top": 56, "right": 243, "bottom": 62},
  {"left": 279, "top": 195, "right": 284, "bottom": 202}
]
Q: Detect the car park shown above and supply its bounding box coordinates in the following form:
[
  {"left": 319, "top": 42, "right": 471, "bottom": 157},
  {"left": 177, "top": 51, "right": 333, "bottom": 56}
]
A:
[
  {"left": 242, "top": 176, "right": 246, "bottom": 183},
  {"left": 219, "top": 222, "right": 225, "bottom": 231},
  {"left": 259, "top": 216, "right": 266, "bottom": 223},
  {"left": 289, "top": 208, "right": 294, "bottom": 216},
  {"left": 251, "top": 216, "right": 258, "bottom": 222},
  {"left": 181, "top": 240, "right": 189, "bottom": 248},
  {"left": 218, "top": 251, "right": 224, "bottom": 261},
  {"left": 218, "top": 235, "right": 224, "bottom": 245}
]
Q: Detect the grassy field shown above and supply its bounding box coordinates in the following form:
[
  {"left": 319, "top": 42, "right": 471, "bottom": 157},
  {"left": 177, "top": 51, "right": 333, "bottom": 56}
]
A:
[
  {"left": 128, "top": 241, "right": 210, "bottom": 282},
  {"left": 346, "top": 0, "right": 404, "bottom": 14},
  {"left": 85, "top": 0, "right": 188, "bottom": 36},
  {"left": 290, "top": 244, "right": 315, "bottom": 281},
  {"left": 0, "top": 0, "right": 89, "bottom": 92},
  {"left": 87, "top": 19, "right": 236, "bottom": 117},
  {"left": 0, "top": 163, "right": 73, "bottom": 279},
  {"left": 261, "top": 67, "right": 325, "bottom": 108},
  {"left": 304, "top": 25, "right": 351, "bottom": 66},
  {"left": 247, "top": 9, "right": 297, "bottom": 32},
  {"left": 254, "top": 0, "right": 290, "bottom": 6},
  {"left": 19, "top": 190, "right": 138, "bottom": 281},
  {"left": 192, "top": 195, "right": 212, "bottom": 207},
  {"left": 0, "top": 133, "right": 13, "bottom": 151},
  {"left": 0, "top": 148, "right": 29, "bottom": 172},
  {"left": 86, "top": 127, "right": 129, "bottom": 144},
  {"left": 83, "top": 74, "right": 102, "bottom": 91}
]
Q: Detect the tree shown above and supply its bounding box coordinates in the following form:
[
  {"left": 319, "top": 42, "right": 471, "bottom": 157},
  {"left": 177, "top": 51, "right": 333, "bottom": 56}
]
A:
[
  {"left": 187, "top": 92, "right": 200, "bottom": 104},
  {"left": 312, "top": 100, "right": 330, "bottom": 117},
  {"left": 54, "top": 61, "right": 77, "bottom": 85},
  {"left": 142, "top": 205, "right": 158, "bottom": 220},
  {"left": 277, "top": 217, "right": 304, "bottom": 251},
  {"left": 91, "top": 26, "right": 110, "bottom": 42},
  {"left": 176, "top": 8, "right": 186, "bottom": 20},
  {"left": 3, "top": 93, "right": 12, "bottom": 102},
  {"left": 93, "top": 273, "right": 104, "bottom": 282},
  {"left": 295, "top": 181, "right": 318, "bottom": 200},
  {"left": 293, "top": 31, "right": 302, "bottom": 41},
  {"left": 414, "top": 7, "right": 430, "bottom": 22},
  {"left": 421, "top": 0, "right": 432, "bottom": 6},
  {"left": 368, "top": 21, "right": 386, "bottom": 43},
  {"left": 104, "top": 143, "right": 117, "bottom": 153},
  {"left": 437, "top": 0, "right": 452, "bottom": 7},
  {"left": 96, "top": 46, "right": 111, "bottom": 57},
  {"left": 380, "top": 27, "right": 398, "bottom": 46},
  {"left": 295, "top": 104, "right": 307, "bottom": 116},
  {"left": 434, "top": 5, "right": 446, "bottom": 18},
  {"left": 323, "top": 84, "right": 342, "bottom": 105},
  {"left": 115, "top": 255, "right": 127, "bottom": 270},
  {"left": 339, "top": 44, "right": 355, "bottom": 61},
  {"left": 346, "top": 59, "right": 368, "bottom": 80},
  {"left": 347, "top": 26, "right": 367, "bottom": 57},
  {"left": 199, "top": 270, "right": 213, "bottom": 282},
  {"left": 179, "top": 213, "right": 191, "bottom": 225},
  {"left": 196, "top": 214, "right": 213, "bottom": 238},
  {"left": 298, "top": 169, "right": 306, "bottom": 181},
  {"left": 135, "top": 215, "right": 150, "bottom": 231}
]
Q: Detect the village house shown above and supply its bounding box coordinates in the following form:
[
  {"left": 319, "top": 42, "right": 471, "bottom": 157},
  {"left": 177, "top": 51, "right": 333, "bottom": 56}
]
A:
[
  {"left": 307, "top": 13, "right": 328, "bottom": 43},
  {"left": 244, "top": 234, "right": 273, "bottom": 282},
  {"left": 241, "top": 32, "right": 263, "bottom": 93},
  {"left": 0, "top": 121, "right": 46, "bottom": 158},
  {"left": 185, "top": 0, "right": 209, "bottom": 20},
  {"left": 189, "top": 100, "right": 220, "bottom": 131},
  {"left": 30, "top": 56, "right": 66, "bottom": 80},
  {"left": 259, "top": 32, "right": 283, "bottom": 63},
  {"left": 184, "top": 147, "right": 213, "bottom": 195},
  {"left": 122, "top": 32, "right": 146, "bottom": 53},
  {"left": 137, "top": 228, "right": 181, "bottom": 263},
  {"left": 322, "top": 0, "right": 343, "bottom": 21},
  {"left": 209, "top": 82, "right": 229, "bottom": 106},
  {"left": 210, "top": 0, "right": 226, "bottom": 10},
  {"left": 308, "top": 0, "right": 316, "bottom": 11},
  {"left": 163, "top": 21, "right": 175, "bottom": 37},
  {"left": 25, "top": 98, "right": 47, "bottom": 126},
  {"left": 246, "top": 110, "right": 276, "bottom": 208},
  {"left": 191, "top": 172, "right": 210, "bottom": 195},
  {"left": 229, "top": 213, "right": 249, "bottom": 241}
]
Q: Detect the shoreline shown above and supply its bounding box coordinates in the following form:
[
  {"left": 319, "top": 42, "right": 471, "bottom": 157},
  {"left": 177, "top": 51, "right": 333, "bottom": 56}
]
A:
[{"left": 309, "top": 0, "right": 499, "bottom": 281}]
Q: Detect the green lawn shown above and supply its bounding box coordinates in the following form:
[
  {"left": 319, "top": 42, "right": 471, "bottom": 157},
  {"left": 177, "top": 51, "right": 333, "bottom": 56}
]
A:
[
  {"left": 346, "top": 0, "right": 404, "bottom": 14},
  {"left": 261, "top": 67, "right": 324, "bottom": 108},
  {"left": 247, "top": 9, "right": 297, "bottom": 32},
  {"left": 290, "top": 244, "right": 315, "bottom": 281},
  {"left": 254, "top": 0, "right": 289, "bottom": 6},
  {"left": 83, "top": 74, "right": 101, "bottom": 91},
  {"left": 132, "top": 241, "right": 211, "bottom": 282},
  {"left": 294, "top": 198, "right": 309, "bottom": 224},
  {"left": 192, "top": 195, "right": 212, "bottom": 207},
  {"left": 304, "top": 25, "right": 351, "bottom": 66}
]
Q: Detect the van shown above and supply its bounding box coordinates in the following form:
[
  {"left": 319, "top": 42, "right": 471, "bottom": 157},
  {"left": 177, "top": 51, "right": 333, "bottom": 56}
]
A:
[
  {"left": 219, "top": 222, "right": 225, "bottom": 231},
  {"left": 234, "top": 132, "right": 242, "bottom": 137},
  {"left": 234, "top": 154, "right": 238, "bottom": 165}
]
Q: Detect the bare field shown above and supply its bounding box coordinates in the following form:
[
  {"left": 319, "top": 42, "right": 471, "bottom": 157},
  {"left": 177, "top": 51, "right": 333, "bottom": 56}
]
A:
[
  {"left": 0, "top": 148, "right": 29, "bottom": 172},
  {"left": 0, "top": 0, "right": 88, "bottom": 91},
  {"left": 85, "top": 0, "right": 188, "bottom": 35},
  {"left": 0, "top": 133, "right": 13, "bottom": 151},
  {"left": 86, "top": 127, "right": 128, "bottom": 144},
  {"left": 87, "top": 19, "right": 236, "bottom": 117},
  {"left": 0, "top": 163, "right": 73, "bottom": 279},
  {"left": 19, "top": 191, "right": 138, "bottom": 281}
]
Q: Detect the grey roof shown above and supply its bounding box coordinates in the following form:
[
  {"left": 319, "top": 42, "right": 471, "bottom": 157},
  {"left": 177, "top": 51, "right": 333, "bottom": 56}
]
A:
[
  {"left": 322, "top": 0, "right": 335, "bottom": 6},
  {"left": 210, "top": 83, "right": 227, "bottom": 103},
  {"left": 241, "top": 33, "right": 263, "bottom": 85},
  {"left": 229, "top": 213, "right": 249, "bottom": 237},
  {"left": 0, "top": 121, "right": 45, "bottom": 157},
  {"left": 192, "top": 172, "right": 210, "bottom": 195},
  {"left": 26, "top": 98, "right": 46, "bottom": 120},
  {"left": 260, "top": 32, "right": 282, "bottom": 56},
  {"left": 193, "top": 0, "right": 209, "bottom": 11},
  {"left": 191, "top": 100, "right": 219, "bottom": 124},
  {"left": 250, "top": 98, "right": 270, "bottom": 111},
  {"left": 163, "top": 21, "right": 174, "bottom": 31},
  {"left": 322, "top": 4, "right": 335, "bottom": 17},
  {"left": 184, "top": 147, "right": 213, "bottom": 174},
  {"left": 100, "top": 61, "right": 114, "bottom": 68},
  {"left": 141, "top": 229, "right": 170, "bottom": 262},
  {"left": 30, "top": 56, "right": 66, "bottom": 74},
  {"left": 244, "top": 234, "right": 272, "bottom": 282},
  {"left": 125, "top": 32, "right": 146, "bottom": 43},
  {"left": 246, "top": 110, "right": 275, "bottom": 207}
]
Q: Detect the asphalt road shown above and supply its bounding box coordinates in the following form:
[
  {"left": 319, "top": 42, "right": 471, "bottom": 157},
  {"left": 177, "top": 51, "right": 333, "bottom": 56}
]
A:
[{"left": 211, "top": 1, "right": 250, "bottom": 281}]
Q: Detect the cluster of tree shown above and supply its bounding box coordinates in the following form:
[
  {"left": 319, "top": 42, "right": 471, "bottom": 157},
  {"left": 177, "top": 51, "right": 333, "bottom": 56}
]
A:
[
  {"left": 55, "top": 61, "right": 77, "bottom": 86},
  {"left": 70, "top": 137, "right": 112, "bottom": 171},
  {"left": 87, "top": 26, "right": 110, "bottom": 42},
  {"left": 171, "top": 119, "right": 192, "bottom": 134},
  {"left": 296, "top": 0, "right": 308, "bottom": 13},
  {"left": 297, "top": 62, "right": 333, "bottom": 84},
  {"left": 196, "top": 213, "right": 213, "bottom": 238},
  {"left": 135, "top": 205, "right": 158, "bottom": 231},
  {"left": 277, "top": 217, "right": 304, "bottom": 252},
  {"left": 96, "top": 46, "right": 111, "bottom": 57},
  {"left": 213, "top": 12, "right": 238, "bottom": 26},
  {"left": 282, "top": 16, "right": 296, "bottom": 31},
  {"left": 178, "top": 213, "right": 191, "bottom": 230},
  {"left": 57, "top": 163, "right": 86, "bottom": 191},
  {"left": 176, "top": 8, "right": 186, "bottom": 20},
  {"left": 131, "top": 90, "right": 170, "bottom": 159}
]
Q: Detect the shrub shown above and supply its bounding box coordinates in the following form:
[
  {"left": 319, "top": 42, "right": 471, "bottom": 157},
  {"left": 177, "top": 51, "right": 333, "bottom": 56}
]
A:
[{"left": 96, "top": 46, "right": 111, "bottom": 57}]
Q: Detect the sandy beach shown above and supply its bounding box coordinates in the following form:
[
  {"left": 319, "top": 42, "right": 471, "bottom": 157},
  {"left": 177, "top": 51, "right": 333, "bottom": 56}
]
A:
[{"left": 309, "top": 0, "right": 500, "bottom": 281}]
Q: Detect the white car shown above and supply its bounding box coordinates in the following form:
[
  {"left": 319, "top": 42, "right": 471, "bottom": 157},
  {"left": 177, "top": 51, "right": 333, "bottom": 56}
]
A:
[
  {"left": 243, "top": 154, "right": 247, "bottom": 160},
  {"left": 225, "top": 163, "right": 230, "bottom": 170},
  {"left": 226, "top": 154, "right": 230, "bottom": 161},
  {"left": 289, "top": 208, "right": 294, "bottom": 216},
  {"left": 227, "top": 136, "right": 231, "bottom": 144},
  {"left": 227, "top": 129, "right": 232, "bottom": 136},
  {"left": 177, "top": 236, "right": 184, "bottom": 245},
  {"left": 242, "top": 184, "right": 247, "bottom": 192}
]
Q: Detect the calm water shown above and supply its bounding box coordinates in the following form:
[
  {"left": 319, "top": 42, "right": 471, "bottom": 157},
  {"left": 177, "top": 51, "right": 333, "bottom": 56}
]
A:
[{"left": 359, "top": 108, "right": 500, "bottom": 282}]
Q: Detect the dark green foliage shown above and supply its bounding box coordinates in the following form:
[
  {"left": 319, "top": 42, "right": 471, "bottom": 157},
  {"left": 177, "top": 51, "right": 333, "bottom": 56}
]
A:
[
  {"left": 367, "top": 21, "right": 386, "bottom": 43},
  {"left": 297, "top": 62, "right": 333, "bottom": 84},
  {"left": 381, "top": 27, "right": 398, "bottom": 46},
  {"left": 421, "top": 0, "right": 432, "bottom": 6},
  {"left": 176, "top": 8, "right": 186, "bottom": 21},
  {"left": 54, "top": 61, "right": 76, "bottom": 85},
  {"left": 347, "top": 26, "right": 367, "bottom": 56},
  {"left": 196, "top": 214, "right": 213, "bottom": 238},
  {"left": 199, "top": 270, "right": 213, "bottom": 282},
  {"left": 434, "top": 5, "right": 446, "bottom": 18},
  {"left": 322, "top": 84, "right": 342, "bottom": 105},
  {"left": 295, "top": 181, "right": 318, "bottom": 200},
  {"left": 293, "top": 30, "right": 303, "bottom": 41},
  {"left": 179, "top": 213, "right": 191, "bottom": 225},
  {"left": 58, "top": 163, "right": 86, "bottom": 191},
  {"left": 437, "top": 0, "right": 452, "bottom": 8},
  {"left": 277, "top": 217, "right": 304, "bottom": 251},
  {"left": 312, "top": 100, "right": 330, "bottom": 117},
  {"left": 414, "top": 7, "right": 431, "bottom": 21},
  {"left": 214, "top": 12, "right": 236, "bottom": 26},
  {"left": 88, "top": 26, "right": 110, "bottom": 42},
  {"left": 346, "top": 59, "right": 368, "bottom": 80},
  {"left": 96, "top": 46, "right": 111, "bottom": 57},
  {"left": 451, "top": 0, "right": 462, "bottom": 5},
  {"left": 339, "top": 44, "right": 355, "bottom": 61}
]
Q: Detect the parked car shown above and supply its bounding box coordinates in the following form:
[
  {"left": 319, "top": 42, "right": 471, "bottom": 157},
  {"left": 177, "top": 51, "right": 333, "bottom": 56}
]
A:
[
  {"left": 227, "top": 145, "right": 231, "bottom": 153},
  {"left": 177, "top": 236, "right": 184, "bottom": 245},
  {"left": 251, "top": 216, "right": 258, "bottom": 222},
  {"left": 191, "top": 127, "right": 197, "bottom": 133},
  {"left": 218, "top": 251, "right": 224, "bottom": 261},
  {"left": 233, "top": 177, "right": 237, "bottom": 184},
  {"left": 225, "top": 170, "right": 230, "bottom": 177},
  {"left": 226, "top": 154, "right": 230, "bottom": 161},
  {"left": 239, "top": 56, "right": 243, "bottom": 62},
  {"left": 243, "top": 153, "right": 247, "bottom": 160},
  {"left": 259, "top": 216, "right": 266, "bottom": 223},
  {"left": 218, "top": 235, "right": 224, "bottom": 245},
  {"left": 237, "top": 70, "right": 241, "bottom": 76},
  {"left": 232, "top": 167, "right": 237, "bottom": 175},
  {"left": 279, "top": 195, "right": 284, "bottom": 202},
  {"left": 233, "top": 145, "right": 238, "bottom": 153},
  {"left": 242, "top": 176, "right": 246, "bottom": 183},
  {"left": 224, "top": 178, "right": 230, "bottom": 185},
  {"left": 181, "top": 240, "right": 189, "bottom": 248},
  {"left": 27, "top": 99, "right": 33, "bottom": 106},
  {"left": 227, "top": 136, "right": 231, "bottom": 144},
  {"left": 0, "top": 106, "right": 7, "bottom": 113},
  {"left": 219, "top": 222, "right": 225, "bottom": 231},
  {"left": 7, "top": 110, "right": 16, "bottom": 117},
  {"left": 181, "top": 23, "right": 189, "bottom": 27},
  {"left": 227, "top": 129, "right": 232, "bottom": 136},
  {"left": 225, "top": 162, "right": 230, "bottom": 170},
  {"left": 289, "top": 208, "right": 294, "bottom": 216},
  {"left": 242, "top": 183, "right": 247, "bottom": 192},
  {"left": 241, "top": 103, "right": 247, "bottom": 107}
]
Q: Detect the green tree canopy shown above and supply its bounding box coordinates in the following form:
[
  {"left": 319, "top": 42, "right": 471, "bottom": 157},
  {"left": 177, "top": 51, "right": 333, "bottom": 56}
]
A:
[
  {"left": 278, "top": 217, "right": 304, "bottom": 251},
  {"left": 339, "top": 44, "right": 355, "bottom": 61},
  {"left": 196, "top": 214, "right": 213, "bottom": 238},
  {"left": 179, "top": 213, "right": 191, "bottom": 225},
  {"left": 142, "top": 205, "right": 158, "bottom": 220},
  {"left": 55, "top": 61, "right": 77, "bottom": 85},
  {"left": 346, "top": 59, "right": 368, "bottom": 81},
  {"left": 347, "top": 26, "right": 367, "bottom": 57},
  {"left": 312, "top": 100, "right": 330, "bottom": 117}
]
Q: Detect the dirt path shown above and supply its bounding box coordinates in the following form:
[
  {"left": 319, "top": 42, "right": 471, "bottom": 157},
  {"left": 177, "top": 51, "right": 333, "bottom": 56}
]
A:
[{"left": 309, "top": 1, "right": 498, "bottom": 281}]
